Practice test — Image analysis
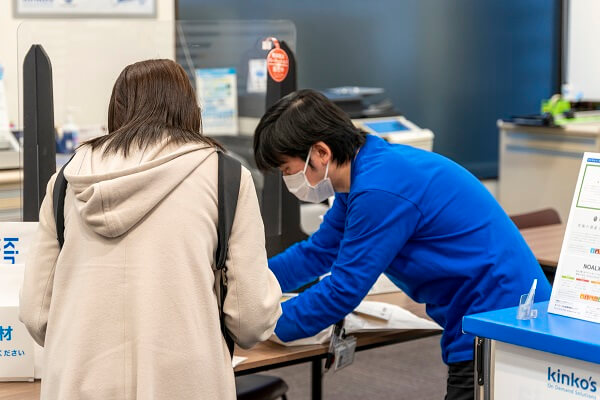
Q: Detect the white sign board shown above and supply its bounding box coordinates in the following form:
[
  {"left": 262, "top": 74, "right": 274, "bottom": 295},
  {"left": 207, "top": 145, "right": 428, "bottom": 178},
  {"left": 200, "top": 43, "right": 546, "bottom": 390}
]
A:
[
  {"left": 15, "top": 0, "right": 156, "bottom": 17},
  {"left": 0, "top": 222, "right": 40, "bottom": 381},
  {"left": 0, "top": 222, "right": 38, "bottom": 265},
  {"left": 196, "top": 68, "right": 238, "bottom": 135},
  {"left": 494, "top": 341, "right": 600, "bottom": 399},
  {"left": 0, "top": 316, "right": 34, "bottom": 381},
  {"left": 550, "top": 153, "right": 600, "bottom": 323}
]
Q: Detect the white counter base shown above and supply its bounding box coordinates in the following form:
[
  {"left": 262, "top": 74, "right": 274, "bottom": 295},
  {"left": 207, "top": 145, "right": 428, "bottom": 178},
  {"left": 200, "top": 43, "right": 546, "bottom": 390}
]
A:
[{"left": 494, "top": 341, "right": 600, "bottom": 400}]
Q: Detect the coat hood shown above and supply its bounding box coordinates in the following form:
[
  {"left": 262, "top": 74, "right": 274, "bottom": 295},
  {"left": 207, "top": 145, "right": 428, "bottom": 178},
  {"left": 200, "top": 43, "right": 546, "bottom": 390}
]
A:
[{"left": 64, "top": 140, "right": 216, "bottom": 238}]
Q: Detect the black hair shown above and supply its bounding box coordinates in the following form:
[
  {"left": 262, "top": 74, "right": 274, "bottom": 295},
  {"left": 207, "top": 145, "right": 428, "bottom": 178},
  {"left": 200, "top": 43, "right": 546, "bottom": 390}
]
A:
[{"left": 253, "top": 89, "right": 367, "bottom": 171}]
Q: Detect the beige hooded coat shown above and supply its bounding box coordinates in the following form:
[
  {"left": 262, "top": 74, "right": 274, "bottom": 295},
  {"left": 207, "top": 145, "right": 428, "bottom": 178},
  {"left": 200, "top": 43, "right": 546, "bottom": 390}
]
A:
[{"left": 19, "top": 141, "right": 282, "bottom": 399}]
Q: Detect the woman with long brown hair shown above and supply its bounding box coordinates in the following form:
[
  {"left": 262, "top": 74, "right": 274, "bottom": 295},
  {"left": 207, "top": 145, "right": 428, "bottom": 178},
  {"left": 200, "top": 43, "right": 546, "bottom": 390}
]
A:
[{"left": 19, "top": 59, "right": 282, "bottom": 399}]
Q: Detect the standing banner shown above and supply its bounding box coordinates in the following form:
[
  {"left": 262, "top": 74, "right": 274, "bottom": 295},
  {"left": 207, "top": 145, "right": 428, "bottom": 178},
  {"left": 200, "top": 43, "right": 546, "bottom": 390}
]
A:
[
  {"left": 549, "top": 153, "right": 600, "bottom": 323},
  {"left": 0, "top": 222, "right": 39, "bottom": 381}
]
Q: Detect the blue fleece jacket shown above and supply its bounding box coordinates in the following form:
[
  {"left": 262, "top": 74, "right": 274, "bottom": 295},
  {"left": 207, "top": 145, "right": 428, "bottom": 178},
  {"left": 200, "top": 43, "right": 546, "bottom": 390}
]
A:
[{"left": 269, "top": 134, "right": 551, "bottom": 364}]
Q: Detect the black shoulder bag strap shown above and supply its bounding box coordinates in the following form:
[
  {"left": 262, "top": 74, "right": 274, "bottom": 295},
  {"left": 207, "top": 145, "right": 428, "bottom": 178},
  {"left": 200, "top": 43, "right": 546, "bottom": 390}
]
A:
[
  {"left": 53, "top": 155, "right": 75, "bottom": 249},
  {"left": 216, "top": 151, "right": 241, "bottom": 359}
]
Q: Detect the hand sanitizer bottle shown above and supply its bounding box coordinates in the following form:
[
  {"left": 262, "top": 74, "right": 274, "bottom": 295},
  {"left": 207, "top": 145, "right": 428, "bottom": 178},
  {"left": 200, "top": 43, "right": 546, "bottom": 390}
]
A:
[{"left": 60, "top": 109, "right": 79, "bottom": 154}]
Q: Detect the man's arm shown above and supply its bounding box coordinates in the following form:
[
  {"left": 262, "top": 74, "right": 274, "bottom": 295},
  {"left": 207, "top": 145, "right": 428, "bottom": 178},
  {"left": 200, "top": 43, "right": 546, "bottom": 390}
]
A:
[
  {"left": 268, "top": 194, "right": 348, "bottom": 292},
  {"left": 274, "top": 190, "right": 422, "bottom": 341}
]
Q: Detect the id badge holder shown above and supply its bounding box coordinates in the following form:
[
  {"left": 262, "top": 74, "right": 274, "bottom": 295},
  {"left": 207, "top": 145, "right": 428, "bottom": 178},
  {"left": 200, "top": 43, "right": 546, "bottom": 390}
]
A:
[
  {"left": 333, "top": 335, "right": 357, "bottom": 371},
  {"left": 324, "top": 320, "right": 356, "bottom": 374}
]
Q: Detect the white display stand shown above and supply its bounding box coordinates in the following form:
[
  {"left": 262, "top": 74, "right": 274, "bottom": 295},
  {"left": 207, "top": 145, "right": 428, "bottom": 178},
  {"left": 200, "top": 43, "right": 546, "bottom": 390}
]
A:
[
  {"left": 0, "top": 222, "right": 42, "bottom": 381},
  {"left": 549, "top": 153, "right": 600, "bottom": 322}
]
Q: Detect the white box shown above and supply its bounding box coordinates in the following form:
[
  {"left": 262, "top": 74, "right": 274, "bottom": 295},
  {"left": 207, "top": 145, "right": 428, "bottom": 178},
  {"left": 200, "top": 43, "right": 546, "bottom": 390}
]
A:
[
  {"left": 0, "top": 264, "right": 34, "bottom": 381},
  {"left": 0, "top": 222, "right": 43, "bottom": 381},
  {"left": 494, "top": 341, "right": 600, "bottom": 399}
]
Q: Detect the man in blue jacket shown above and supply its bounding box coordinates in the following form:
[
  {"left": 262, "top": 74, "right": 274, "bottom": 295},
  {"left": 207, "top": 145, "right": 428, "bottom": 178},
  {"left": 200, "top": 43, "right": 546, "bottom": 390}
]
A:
[{"left": 253, "top": 89, "right": 551, "bottom": 400}]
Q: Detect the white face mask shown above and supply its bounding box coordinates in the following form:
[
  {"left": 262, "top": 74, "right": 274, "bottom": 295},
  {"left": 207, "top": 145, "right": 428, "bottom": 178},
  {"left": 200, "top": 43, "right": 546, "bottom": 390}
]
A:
[{"left": 282, "top": 148, "right": 335, "bottom": 203}]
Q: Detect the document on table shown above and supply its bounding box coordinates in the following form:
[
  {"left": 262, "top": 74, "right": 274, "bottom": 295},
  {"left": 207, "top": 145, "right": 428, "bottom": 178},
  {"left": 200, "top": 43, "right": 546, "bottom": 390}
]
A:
[
  {"left": 549, "top": 153, "right": 600, "bottom": 323},
  {"left": 232, "top": 356, "right": 247, "bottom": 368},
  {"left": 270, "top": 300, "right": 441, "bottom": 346},
  {"left": 345, "top": 301, "right": 441, "bottom": 332}
]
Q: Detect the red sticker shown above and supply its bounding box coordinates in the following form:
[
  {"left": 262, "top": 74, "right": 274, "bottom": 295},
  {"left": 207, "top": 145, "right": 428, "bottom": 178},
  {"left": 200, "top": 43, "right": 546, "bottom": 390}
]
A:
[{"left": 267, "top": 47, "right": 289, "bottom": 83}]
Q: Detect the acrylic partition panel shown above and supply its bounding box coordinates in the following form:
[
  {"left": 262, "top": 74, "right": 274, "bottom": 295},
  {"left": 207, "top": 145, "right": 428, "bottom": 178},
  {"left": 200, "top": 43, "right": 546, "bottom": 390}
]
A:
[
  {"left": 175, "top": 20, "right": 295, "bottom": 134},
  {"left": 0, "top": 51, "right": 22, "bottom": 222},
  {"left": 17, "top": 20, "right": 176, "bottom": 139},
  {"left": 0, "top": 148, "right": 21, "bottom": 222},
  {"left": 17, "top": 20, "right": 295, "bottom": 138},
  {"left": 15, "top": 19, "right": 295, "bottom": 223},
  {"left": 0, "top": 60, "right": 21, "bottom": 221}
]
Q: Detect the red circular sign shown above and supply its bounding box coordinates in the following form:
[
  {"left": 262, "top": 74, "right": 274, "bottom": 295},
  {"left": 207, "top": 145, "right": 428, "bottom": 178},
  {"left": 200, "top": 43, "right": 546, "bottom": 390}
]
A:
[{"left": 267, "top": 47, "right": 289, "bottom": 83}]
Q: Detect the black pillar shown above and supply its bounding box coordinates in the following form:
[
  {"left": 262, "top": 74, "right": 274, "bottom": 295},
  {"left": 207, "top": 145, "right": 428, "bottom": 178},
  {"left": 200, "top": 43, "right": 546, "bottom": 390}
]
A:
[{"left": 22, "top": 45, "right": 56, "bottom": 222}]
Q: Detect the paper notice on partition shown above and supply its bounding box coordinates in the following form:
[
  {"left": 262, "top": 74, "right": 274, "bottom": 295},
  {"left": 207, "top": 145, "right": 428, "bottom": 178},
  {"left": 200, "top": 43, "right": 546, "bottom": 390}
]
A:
[
  {"left": 549, "top": 153, "right": 600, "bottom": 323},
  {"left": 195, "top": 68, "right": 238, "bottom": 135}
]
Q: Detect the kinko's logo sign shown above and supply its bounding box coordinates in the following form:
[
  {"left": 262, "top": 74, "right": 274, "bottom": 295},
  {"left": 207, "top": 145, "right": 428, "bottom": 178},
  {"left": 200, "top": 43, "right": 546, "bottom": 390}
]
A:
[
  {"left": 1, "top": 237, "right": 19, "bottom": 264},
  {"left": 547, "top": 366, "right": 598, "bottom": 397}
]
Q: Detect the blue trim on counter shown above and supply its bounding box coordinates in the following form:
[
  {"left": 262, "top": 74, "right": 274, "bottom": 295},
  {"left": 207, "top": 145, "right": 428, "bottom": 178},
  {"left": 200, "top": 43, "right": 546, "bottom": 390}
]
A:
[{"left": 463, "top": 302, "right": 600, "bottom": 365}]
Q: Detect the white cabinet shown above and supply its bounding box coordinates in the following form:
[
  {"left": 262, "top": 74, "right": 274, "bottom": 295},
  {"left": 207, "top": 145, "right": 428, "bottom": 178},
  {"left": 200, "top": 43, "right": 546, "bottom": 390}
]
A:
[{"left": 498, "top": 121, "right": 600, "bottom": 221}]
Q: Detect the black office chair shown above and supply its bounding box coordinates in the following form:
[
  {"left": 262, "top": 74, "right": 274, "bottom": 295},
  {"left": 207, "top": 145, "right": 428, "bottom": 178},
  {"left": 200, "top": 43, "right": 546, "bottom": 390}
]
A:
[
  {"left": 509, "top": 208, "right": 561, "bottom": 230},
  {"left": 236, "top": 374, "right": 289, "bottom": 400},
  {"left": 509, "top": 207, "right": 561, "bottom": 285}
]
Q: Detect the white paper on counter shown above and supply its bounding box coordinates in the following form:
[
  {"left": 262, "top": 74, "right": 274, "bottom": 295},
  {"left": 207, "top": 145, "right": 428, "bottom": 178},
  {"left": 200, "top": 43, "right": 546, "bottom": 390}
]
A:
[
  {"left": 270, "top": 300, "right": 441, "bottom": 346},
  {"left": 232, "top": 356, "right": 247, "bottom": 368},
  {"left": 345, "top": 301, "right": 441, "bottom": 333},
  {"left": 354, "top": 301, "right": 393, "bottom": 321}
]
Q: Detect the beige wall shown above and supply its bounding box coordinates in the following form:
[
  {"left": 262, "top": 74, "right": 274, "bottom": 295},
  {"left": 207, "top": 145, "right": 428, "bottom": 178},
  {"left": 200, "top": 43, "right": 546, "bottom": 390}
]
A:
[{"left": 0, "top": 0, "right": 175, "bottom": 130}]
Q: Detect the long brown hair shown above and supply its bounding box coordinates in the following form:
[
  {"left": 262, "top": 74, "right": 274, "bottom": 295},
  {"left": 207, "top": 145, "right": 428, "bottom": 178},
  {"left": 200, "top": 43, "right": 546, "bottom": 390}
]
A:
[{"left": 84, "top": 59, "right": 222, "bottom": 156}]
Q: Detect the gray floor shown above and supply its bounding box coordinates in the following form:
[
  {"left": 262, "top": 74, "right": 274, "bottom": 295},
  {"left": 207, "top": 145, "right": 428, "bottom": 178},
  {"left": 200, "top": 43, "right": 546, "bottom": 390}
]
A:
[{"left": 265, "top": 335, "right": 448, "bottom": 399}]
